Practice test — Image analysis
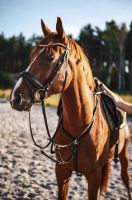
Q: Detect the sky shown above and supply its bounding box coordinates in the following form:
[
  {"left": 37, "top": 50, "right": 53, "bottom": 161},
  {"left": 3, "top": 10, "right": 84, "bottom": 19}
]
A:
[{"left": 0, "top": 0, "right": 132, "bottom": 39}]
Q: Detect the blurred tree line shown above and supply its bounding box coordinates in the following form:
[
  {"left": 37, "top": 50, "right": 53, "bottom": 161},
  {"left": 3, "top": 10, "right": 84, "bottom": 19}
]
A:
[{"left": 0, "top": 20, "right": 132, "bottom": 91}]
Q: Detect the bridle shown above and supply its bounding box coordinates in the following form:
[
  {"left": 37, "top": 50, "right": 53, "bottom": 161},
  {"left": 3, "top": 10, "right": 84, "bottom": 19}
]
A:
[
  {"left": 17, "top": 41, "right": 100, "bottom": 176},
  {"left": 18, "top": 42, "right": 70, "bottom": 102}
]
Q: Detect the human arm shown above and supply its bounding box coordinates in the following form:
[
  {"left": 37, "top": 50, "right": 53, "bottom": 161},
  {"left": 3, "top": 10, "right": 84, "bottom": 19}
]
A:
[{"left": 100, "top": 82, "right": 132, "bottom": 114}]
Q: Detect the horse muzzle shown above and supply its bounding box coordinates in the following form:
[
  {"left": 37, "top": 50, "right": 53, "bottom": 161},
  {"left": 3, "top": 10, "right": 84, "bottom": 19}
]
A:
[{"left": 10, "top": 91, "right": 32, "bottom": 111}]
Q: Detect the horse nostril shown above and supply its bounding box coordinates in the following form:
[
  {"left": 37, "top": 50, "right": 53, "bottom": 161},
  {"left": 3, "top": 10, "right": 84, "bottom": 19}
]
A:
[
  {"left": 12, "top": 93, "right": 22, "bottom": 107},
  {"left": 16, "top": 93, "right": 22, "bottom": 105},
  {"left": 11, "top": 91, "right": 31, "bottom": 111}
]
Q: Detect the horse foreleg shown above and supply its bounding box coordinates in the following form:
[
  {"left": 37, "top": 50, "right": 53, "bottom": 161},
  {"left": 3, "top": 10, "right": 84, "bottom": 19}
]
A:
[
  {"left": 86, "top": 167, "right": 102, "bottom": 200},
  {"left": 56, "top": 164, "right": 72, "bottom": 200},
  {"left": 119, "top": 137, "right": 132, "bottom": 200}
]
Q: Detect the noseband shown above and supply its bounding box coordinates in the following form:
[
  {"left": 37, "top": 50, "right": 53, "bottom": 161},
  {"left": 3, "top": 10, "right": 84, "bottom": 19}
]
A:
[{"left": 18, "top": 42, "right": 69, "bottom": 102}]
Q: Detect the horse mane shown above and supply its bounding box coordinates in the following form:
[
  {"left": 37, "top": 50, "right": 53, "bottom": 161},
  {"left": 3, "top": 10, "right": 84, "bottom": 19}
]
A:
[{"left": 68, "top": 37, "right": 95, "bottom": 90}]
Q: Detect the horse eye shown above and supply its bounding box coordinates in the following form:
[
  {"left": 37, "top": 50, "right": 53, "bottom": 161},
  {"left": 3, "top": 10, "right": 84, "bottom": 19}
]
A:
[{"left": 47, "top": 55, "right": 55, "bottom": 62}]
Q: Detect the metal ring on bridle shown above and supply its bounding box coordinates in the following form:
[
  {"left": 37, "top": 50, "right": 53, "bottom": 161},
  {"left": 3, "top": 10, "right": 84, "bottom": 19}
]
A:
[{"left": 34, "top": 89, "right": 45, "bottom": 101}]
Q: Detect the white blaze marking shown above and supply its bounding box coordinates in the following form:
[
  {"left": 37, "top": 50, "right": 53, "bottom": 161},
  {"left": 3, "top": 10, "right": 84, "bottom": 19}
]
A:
[{"left": 11, "top": 78, "right": 23, "bottom": 101}]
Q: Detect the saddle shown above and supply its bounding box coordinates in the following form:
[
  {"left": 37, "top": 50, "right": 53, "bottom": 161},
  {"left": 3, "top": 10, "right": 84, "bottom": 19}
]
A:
[{"left": 100, "top": 92, "right": 126, "bottom": 148}]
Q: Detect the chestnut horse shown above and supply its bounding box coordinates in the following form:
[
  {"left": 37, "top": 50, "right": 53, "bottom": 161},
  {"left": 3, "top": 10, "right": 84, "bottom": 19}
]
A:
[{"left": 10, "top": 18, "right": 131, "bottom": 200}]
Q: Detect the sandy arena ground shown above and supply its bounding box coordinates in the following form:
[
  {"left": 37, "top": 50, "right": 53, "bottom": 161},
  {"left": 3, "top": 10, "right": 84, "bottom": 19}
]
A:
[{"left": 0, "top": 102, "right": 132, "bottom": 200}]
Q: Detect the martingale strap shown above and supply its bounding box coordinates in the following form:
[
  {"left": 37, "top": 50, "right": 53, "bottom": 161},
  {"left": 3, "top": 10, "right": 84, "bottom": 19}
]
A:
[{"left": 28, "top": 95, "right": 98, "bottom": 168}]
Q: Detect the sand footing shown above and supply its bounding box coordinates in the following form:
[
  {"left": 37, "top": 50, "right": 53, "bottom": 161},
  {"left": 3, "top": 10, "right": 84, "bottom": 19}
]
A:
[{"left": 0, "top": 103, "right": 132, "bottom": 200}]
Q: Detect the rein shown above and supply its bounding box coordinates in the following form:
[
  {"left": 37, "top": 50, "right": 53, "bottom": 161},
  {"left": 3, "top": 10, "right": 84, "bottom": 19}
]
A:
[{"left": 17, "top": 42, "right": 99, "bottom": 175}]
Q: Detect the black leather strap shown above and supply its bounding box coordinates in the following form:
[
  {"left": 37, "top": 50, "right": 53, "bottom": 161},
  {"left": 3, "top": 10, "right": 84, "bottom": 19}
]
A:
[
  {"left": 18, "top": 71, "right": 44, "bottom": 89},
  {"left": 18, "top": 48, "right": 68, "bottom": 97}
]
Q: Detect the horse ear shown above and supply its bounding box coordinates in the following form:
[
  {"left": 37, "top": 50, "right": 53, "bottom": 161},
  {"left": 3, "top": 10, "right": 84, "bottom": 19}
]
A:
[
  {"left": 56, "top": 17, "right": 66, "bottom": 39},
  {"left": 41, "top": 19, "right": 51, "bottom": 37}
]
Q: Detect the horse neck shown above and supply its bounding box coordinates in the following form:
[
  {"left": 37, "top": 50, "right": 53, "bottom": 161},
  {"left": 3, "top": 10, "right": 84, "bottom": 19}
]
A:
[{"left": 62, "top": 46, "right": 95, "bottom": 136}]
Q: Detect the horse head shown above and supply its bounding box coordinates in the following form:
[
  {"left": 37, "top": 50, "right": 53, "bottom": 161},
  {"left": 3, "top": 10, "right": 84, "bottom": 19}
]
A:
[{"left": 10, "top": 17, "right": 72, "bottom": 111}]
